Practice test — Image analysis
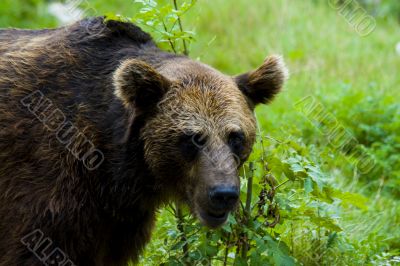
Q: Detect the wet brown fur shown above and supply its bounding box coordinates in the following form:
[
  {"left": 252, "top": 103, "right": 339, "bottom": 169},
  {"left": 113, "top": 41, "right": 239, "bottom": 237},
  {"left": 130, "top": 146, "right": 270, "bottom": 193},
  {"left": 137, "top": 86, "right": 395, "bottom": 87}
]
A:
[{"left": 0, "top": 17, "right": 287, "bottom": 265}]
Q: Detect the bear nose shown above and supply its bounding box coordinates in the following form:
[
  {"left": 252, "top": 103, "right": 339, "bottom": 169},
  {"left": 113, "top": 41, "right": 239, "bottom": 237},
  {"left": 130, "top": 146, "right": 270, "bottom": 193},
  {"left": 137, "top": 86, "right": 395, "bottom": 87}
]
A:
[{"left": 209, "top": 186, "right": 239, "bottom": 209}]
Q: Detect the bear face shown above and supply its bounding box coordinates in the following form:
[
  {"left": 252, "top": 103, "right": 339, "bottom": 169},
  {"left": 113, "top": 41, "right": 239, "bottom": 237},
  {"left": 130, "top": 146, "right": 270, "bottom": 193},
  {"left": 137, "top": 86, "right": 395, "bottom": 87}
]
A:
[{"left": 113, "top": 55, "right": 288, "bottom": 228}]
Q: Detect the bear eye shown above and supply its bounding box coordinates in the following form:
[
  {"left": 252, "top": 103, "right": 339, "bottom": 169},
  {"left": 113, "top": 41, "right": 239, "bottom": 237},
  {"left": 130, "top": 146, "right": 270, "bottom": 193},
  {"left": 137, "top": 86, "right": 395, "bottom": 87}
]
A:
[
  {"left": 191, "top": 133, "right": 207, "bottom": 147},
  {"left": 179, "top": 132, "right": 207, "bottom": 161},
  {"left": 228, "top": 131, "right": 245, "bottom": 155}
]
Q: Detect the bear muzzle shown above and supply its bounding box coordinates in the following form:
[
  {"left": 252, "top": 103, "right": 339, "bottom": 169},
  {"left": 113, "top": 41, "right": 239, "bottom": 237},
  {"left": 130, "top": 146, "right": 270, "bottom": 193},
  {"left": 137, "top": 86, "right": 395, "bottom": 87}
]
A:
[{"left": 197, "top": 185, "right": 239, "bottom": 228}]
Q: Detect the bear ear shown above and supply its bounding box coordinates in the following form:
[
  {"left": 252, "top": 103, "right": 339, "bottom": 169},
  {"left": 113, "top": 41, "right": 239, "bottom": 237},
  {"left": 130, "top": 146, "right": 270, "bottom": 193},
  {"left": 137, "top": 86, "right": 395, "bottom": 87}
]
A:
[
  {"left": 113, "top": 59, "right": 170, "bottom": 113},
  {"left": 235, "top": 55, "right": 289, "bottom": 106}
]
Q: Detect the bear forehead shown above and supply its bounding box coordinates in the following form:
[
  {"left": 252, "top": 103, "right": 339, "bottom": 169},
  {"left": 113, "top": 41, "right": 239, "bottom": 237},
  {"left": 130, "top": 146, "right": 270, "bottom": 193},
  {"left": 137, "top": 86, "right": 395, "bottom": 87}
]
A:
[
  {"left": 144, "top": 58, "right": 258, "bottom": 137},
  {"left": 156, "top": 79, "right": 256, "bottom": 137},
  {"left": 158, "top": 57, "right": 251, "bottom": 111}
]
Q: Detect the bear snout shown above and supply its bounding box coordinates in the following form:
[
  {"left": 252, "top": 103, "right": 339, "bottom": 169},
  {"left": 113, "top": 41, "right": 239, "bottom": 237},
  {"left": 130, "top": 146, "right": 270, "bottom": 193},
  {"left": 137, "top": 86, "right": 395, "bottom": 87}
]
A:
[
  {"left": 194, "top": 185, "right": 239, "bottom": 228},
  {"left": 208, "top": 185, "right": 239, "bottom": 211}
]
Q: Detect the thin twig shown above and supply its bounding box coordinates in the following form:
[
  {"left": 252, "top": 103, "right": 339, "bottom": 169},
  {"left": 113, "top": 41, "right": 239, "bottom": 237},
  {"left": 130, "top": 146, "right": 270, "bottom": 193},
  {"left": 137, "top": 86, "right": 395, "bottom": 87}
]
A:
[
  {"left": 274, "top": 179, "right": 290, "bottom": 190},
  {"left": 162, "top": 20, "right": 177, "bottom": 54},
  {"left": 223, "top": 233, "right": 231, "bottom": 266},
  {"left": 176, "top": 205, "right": 189, "bottom": 263},
  {"left": 245, "top": 162, "right": 254, "bottom": 216},
  {"left": 173, "top": 0, "right": 188, "bottom": 55},
  {"left": 242, "top": 162, "right": 254, "bottom": 258}
]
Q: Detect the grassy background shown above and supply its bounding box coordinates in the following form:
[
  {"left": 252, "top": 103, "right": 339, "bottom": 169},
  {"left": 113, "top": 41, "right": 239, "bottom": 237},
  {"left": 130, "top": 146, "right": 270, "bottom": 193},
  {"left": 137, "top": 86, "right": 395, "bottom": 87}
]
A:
[{"left": 1, "top": 0, "right": 399, "bottom": 265}]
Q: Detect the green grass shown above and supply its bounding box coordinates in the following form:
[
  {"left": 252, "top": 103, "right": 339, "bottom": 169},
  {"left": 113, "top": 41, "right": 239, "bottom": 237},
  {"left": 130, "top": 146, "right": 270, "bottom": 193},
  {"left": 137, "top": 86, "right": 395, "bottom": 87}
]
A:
[
  {"left": 1, "top": 0, "right": 399, "bottom": 265},
  {"left": 0, "top": 0, "right": 57, "bottom": 28}
]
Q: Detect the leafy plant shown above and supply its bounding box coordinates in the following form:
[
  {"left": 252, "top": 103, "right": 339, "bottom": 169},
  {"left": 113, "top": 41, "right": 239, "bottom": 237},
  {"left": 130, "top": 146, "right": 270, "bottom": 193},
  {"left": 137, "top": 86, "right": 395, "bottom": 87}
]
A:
[{"left": 107, "top": 0, "right": 196, "bottom": 55}]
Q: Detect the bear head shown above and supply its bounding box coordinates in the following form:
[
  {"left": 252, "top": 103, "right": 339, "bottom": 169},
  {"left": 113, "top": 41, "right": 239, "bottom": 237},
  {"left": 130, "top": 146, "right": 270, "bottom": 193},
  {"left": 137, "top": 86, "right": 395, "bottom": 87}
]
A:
[{"left": 113, "top": 55, "right": 288, "bottom": 228}]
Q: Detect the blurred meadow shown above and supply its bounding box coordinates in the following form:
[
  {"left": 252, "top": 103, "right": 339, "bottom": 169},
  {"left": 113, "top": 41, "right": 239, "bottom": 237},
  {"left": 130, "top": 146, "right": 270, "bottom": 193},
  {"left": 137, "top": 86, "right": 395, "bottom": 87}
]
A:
[{"left": 1, "top": 0, "right": 399, "bottom": 265}]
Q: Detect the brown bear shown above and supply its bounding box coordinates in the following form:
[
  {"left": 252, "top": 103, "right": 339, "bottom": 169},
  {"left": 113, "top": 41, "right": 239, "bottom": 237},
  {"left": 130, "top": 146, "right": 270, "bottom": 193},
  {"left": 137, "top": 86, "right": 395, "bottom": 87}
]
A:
[{"left": 0, "top": 17, "right": 288, "bottom": 265}]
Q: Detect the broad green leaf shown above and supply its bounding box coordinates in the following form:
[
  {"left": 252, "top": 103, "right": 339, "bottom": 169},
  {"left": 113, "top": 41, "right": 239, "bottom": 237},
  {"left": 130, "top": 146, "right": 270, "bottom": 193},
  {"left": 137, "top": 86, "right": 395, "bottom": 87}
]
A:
[{"left": 304, "top": 177, "right": 314, "bottom": 194}]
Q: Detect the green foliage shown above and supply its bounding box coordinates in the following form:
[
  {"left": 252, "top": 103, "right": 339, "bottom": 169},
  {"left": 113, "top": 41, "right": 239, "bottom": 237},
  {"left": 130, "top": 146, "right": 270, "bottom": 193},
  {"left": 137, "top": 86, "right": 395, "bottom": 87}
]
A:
[
  {"left": 359, "top": 0, "right": 400, "bottom": 20},
  {"left": 0, "top": 0, "right": 57, "bottom": 28},
  {"left": 318, "top": 86, "right": 400, "bottom": 197},
  {"left": 106, "top": 0, "right": 196, "bottom": 55}
]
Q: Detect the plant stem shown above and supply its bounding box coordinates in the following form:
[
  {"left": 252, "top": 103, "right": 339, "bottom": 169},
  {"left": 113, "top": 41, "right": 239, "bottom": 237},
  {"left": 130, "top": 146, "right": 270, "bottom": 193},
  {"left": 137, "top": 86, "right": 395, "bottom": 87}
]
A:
[
  {"left": 223, "top": 233, "right": 231, "bottom": 266},
  {"left": 274, "top": 179, "right": 290, "bottom": 190},
  {"left": 242, "top": 162, "right": 255, "bottom": 258},
  {"left": 245, "top": 163, "right": 254, "bottom": 217},
  {"left": 162, "top": 21, "right": 177, "bottom": 54},
  {"left": 291, "top": 221, "right": 295, "bottom": 256},
  {"left": 176, "top": 205, "right": 189, "bottom": 262},
  {"left": 173, "top": 0, "right": 189, "bottom": 55}
]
